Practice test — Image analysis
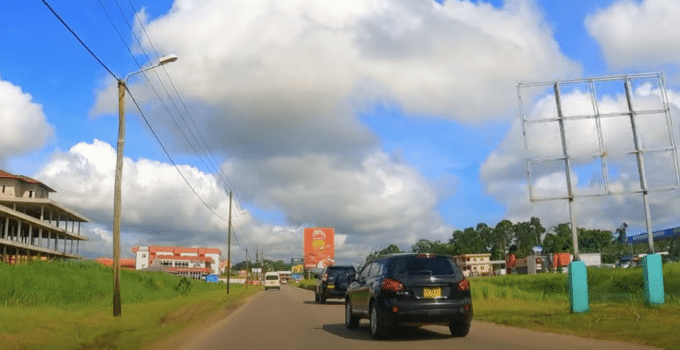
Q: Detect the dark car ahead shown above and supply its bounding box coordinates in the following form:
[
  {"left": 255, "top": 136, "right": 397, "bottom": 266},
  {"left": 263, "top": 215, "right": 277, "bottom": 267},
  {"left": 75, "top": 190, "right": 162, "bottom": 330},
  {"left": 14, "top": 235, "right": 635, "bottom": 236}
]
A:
[
  {"left": 315, "top": 265, "right": 356, "bottom": 303},
  {"left": 344, "top": 253, "right": 472, "bottom": 339}
]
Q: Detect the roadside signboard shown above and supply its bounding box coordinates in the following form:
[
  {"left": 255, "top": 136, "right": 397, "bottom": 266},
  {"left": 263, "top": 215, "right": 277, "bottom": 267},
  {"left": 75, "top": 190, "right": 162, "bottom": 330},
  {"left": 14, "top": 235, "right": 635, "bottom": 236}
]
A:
[{"left": 304, "top": 227, "right": 335, "bottom": 268}]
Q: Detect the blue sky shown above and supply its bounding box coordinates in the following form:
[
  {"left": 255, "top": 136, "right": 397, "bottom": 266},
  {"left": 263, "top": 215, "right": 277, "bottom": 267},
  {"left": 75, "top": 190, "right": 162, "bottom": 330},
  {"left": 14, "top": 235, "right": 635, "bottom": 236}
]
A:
[{"left": 2, "top": 0, "right": 680, "bottom": 265}]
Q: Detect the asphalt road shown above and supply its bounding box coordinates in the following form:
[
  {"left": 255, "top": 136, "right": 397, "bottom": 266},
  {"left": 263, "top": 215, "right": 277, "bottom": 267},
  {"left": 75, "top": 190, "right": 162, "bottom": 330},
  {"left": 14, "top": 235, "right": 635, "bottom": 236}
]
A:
[{"left": 179, "top": 285, "right": 660, "bottom": 350}]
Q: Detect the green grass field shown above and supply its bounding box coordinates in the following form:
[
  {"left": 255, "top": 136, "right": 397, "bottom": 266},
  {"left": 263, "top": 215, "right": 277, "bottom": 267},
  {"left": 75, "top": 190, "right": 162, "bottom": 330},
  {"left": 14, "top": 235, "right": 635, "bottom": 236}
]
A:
[
  {"left": 3, "top": 261, "right": 680, "bottom": 349},
  {"left": 0, "top": 260, "right": 260, "bottom": 349},
  {"left": 469, "top": 263, "right": 680, "bottom": 349}
]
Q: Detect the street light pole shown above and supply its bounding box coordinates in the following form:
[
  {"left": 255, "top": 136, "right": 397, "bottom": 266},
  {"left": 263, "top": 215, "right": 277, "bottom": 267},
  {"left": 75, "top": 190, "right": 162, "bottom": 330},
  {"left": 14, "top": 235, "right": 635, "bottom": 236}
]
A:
[{"left": 112, "top": 55, "right": 177, "bottom": 317}]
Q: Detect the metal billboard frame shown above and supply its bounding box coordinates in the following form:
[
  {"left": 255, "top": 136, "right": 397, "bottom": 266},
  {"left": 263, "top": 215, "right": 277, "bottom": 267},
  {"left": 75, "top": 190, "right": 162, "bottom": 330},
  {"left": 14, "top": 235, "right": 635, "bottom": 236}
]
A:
[{"left": 518, "top": 72, "right": 679, "bottom": 256}]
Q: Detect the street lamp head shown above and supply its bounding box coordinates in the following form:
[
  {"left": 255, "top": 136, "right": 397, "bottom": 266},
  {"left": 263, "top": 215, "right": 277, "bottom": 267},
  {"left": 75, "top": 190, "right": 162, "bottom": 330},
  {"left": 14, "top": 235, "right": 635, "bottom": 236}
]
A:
[
  {"left": 158, "top": 54, "right": 178, "bottom": 65},
  {"left": 123, "top": 54, "right": 178, "bottom": 82}
]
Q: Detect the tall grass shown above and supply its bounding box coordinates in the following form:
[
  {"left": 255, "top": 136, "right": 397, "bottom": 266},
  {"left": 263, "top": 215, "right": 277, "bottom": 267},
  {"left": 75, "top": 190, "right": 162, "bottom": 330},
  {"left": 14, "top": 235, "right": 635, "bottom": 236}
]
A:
[
  {"left": 0, "top": 260, "right": 225, "bottom": 308},
  {"left": 470, "top": 261, "right": 680, "bottom": 305}
]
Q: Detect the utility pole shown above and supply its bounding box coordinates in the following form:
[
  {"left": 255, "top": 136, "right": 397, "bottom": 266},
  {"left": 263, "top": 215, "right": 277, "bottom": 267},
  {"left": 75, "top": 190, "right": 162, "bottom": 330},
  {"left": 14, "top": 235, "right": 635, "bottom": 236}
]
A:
[
  {"left": 227, "top": 191, "right": 232, "bottom": 294},
  {"left": 245, "top": 248, "right": 249, "bottom": 289},
  {"left": 112, "top": 55, "right": 177, "bottom": 317}
]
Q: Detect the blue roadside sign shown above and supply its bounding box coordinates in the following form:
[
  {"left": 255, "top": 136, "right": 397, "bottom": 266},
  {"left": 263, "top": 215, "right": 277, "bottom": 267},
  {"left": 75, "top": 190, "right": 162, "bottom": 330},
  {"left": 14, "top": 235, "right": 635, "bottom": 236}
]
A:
[
  {"left": 626, "top": 227, "right": 680, "bottom": 244},
  {"left": 205, "top": 274, "right": 219, "bottom": 283}
]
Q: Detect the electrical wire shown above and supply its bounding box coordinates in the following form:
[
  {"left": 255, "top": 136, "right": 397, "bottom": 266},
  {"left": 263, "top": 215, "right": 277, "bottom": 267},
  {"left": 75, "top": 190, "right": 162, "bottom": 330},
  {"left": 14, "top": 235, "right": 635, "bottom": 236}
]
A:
[
  {"left": 45, "top": 0, "right": 250, "bottom": 254},
  {"left": 41, "top": 0, "right": 117, "bottom": 80}
]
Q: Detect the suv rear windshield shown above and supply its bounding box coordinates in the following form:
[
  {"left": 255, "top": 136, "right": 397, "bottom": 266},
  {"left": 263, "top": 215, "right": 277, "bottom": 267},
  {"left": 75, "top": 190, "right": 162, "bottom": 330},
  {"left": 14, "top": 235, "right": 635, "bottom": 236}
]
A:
[
  {"left": 265, "top": 274, "right": 279, "bottom": 280},
  {"left": 387, "top": 256, "right": 461, "bottom": 278},
  {"left": 325, "top": 266, "right": 354, "bottom": 277}
]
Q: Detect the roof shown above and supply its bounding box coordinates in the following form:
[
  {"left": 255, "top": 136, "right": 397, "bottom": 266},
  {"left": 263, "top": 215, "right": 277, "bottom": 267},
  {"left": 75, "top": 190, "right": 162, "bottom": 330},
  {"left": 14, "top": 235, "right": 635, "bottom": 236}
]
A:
[
  {"left": 0, "top": 170, "right": 56, "bottom": 192},
  {"left": 153, "top": 255, "right": 214, "bottom": 263},
  {"left": 132, "top": 245, "right": 222, "bottom": 255},
  {"left": 95, "top": 257, "right": 136, "bottom": 268}
]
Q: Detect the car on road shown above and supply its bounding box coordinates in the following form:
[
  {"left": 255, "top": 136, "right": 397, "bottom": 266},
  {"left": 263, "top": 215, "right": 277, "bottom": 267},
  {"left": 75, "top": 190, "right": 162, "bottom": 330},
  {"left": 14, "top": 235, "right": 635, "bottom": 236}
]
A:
[
  {"left": 315, "top": 265, "right": 356, "bottom": 303},
  {"left": 344, "top": 253, "right": 472, "bottom": 339},
  {"left": 264, "top": 272, "right": 281, "bottom": 290}
]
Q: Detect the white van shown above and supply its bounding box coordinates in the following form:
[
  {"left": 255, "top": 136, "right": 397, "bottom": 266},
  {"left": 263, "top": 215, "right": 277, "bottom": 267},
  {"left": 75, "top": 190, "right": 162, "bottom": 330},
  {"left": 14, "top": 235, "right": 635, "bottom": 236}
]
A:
[{"left": 264, "top": 272, "right": 281, "bottom": 290}]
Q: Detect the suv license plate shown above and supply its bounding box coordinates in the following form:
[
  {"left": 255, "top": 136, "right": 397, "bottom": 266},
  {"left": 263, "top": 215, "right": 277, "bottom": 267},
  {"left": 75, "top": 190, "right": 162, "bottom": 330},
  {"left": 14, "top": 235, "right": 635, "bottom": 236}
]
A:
[
  {"left": 423, "top": 287, "right": 441, "bottom": 298},
  {"left": 327, "top": 284, "right": 334, "bottom": 289}
]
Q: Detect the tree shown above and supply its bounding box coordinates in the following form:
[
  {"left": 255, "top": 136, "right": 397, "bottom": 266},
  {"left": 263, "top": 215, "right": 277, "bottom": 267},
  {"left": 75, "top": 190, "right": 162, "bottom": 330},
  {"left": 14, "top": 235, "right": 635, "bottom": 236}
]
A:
[
  {"left": 578, "top": 228, "right": 615, "bottom": 253},
  {"left": 492, "top": 220, "right": 514, "bottom": 260},
  {"left": 410, "top": 239, "right": 452, "bottom": 255},
  {"left": 477, "top": 223, "right": 494, "bottom": 252},
  {"left": 542, "top": 223, "right": 572, "bottom": 254},
  {"left": 616, "top": 223, "right": 628, "bottom": 244},
  {"left": 366, "top": 244, "right": 403, "bottom": 262},
  {"left": 449, "top": 227, "right": 486, "bottom": 255},
  {"left": 510, "top": 217, "right": 547, "bottom": 257}
]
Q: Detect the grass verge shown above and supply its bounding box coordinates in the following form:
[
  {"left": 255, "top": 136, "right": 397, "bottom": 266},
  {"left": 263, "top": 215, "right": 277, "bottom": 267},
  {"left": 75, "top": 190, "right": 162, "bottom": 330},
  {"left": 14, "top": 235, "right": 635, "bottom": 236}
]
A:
[
  {"left": 472, "top": 298, "right": 680, "bottom": 349},
  {"left": 0, "top": 261, "right": 261, "bottom": 349}
]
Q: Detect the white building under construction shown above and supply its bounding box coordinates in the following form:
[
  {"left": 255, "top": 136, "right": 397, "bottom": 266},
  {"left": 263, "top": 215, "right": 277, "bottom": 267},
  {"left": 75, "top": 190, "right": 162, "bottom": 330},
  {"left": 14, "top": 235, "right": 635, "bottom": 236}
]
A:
[{"left": 0, "top": 170, "right": 89, "bottom": 263}]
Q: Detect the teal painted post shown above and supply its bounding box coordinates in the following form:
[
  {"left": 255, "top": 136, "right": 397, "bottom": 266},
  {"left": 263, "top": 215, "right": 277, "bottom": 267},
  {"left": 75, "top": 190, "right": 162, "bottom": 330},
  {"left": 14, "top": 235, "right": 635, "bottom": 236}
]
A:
[
  {"left": 568, "top": 261, "right": 589, "bottom": 313},
  {"left": 642, "top": 253, "right": 665, "bottom": 306}
]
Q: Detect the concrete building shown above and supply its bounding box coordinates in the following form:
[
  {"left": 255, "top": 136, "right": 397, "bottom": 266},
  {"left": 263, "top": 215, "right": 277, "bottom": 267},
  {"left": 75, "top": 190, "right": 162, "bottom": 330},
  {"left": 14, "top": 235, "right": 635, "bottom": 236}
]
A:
[
  {"left": 453, "top": 253, "right": 493, "bottom": 277},
  {"left": 132, "top": 245, "right": 221, "bottom": 279},
  {"left": 0, "top": 170, "right": 89, "bottom": 263}
]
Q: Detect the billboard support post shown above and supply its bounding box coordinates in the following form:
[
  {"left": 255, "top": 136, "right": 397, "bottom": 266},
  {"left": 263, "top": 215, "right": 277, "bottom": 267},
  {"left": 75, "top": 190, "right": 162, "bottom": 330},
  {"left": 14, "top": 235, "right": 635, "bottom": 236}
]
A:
[{"left": 554, "top": 82, "right": 588, "bottom": 312}]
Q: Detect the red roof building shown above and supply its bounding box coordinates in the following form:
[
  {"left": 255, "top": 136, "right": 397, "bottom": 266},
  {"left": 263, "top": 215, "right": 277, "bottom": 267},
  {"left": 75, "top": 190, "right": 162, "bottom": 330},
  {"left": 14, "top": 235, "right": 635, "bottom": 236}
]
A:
[
  {"left": 95, "top": 257, "right": 136, "bottom": 269},
  {"left": 132, "top": 245, "right": 222, "bottom": 279}
]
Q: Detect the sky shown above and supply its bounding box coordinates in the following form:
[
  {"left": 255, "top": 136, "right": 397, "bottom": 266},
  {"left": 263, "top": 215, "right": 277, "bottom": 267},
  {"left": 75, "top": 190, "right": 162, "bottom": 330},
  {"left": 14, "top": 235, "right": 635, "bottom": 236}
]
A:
[{"left": 2, "top": 0, "right": 680, "bottom": 265}]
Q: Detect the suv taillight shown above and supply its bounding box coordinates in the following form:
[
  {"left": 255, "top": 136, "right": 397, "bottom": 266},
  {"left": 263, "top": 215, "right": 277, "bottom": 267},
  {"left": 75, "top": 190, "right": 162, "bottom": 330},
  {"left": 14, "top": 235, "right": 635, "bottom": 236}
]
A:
[
  {"left": 322, "top": 273, "right": 328, "bottom": 282},
  {"left": 457, "top": 278, "right": 470, "bottom": 291},
  {"left": 381, "top": 278, "right": 404, "bottom": 292}
]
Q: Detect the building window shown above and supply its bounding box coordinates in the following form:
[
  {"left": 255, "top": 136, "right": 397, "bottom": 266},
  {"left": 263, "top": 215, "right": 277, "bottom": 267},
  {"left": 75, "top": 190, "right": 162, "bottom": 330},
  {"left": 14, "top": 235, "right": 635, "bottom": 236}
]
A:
[
  {"left": 141, "top": 253, "right": 146, "bottom": 258},
  {"left": 160, "top": 261, "right": 172, "bottom": 267},
  {"left": 29, "top": 191, "right": 33, "bottom": 198},
  {"left": 176, "top": 261, "right": 189, "bottom": 268}
]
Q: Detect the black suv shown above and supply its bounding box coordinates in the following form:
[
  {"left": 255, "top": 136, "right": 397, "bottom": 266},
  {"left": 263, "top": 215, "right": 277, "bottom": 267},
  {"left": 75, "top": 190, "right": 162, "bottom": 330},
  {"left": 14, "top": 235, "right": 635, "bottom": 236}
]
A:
[
  {"left": 344, "top": 253, "right": 472, "bottom": 339},
  {"left": 315, "top": 265, "right": 356, "bottom": 303}
]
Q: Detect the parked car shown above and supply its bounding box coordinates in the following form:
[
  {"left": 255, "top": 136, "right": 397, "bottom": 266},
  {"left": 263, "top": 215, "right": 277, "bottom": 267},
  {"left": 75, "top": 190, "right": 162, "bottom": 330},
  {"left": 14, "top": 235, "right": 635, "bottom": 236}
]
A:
[
  {"left": 315, "top": 265, "right": 356, "bottom": 303},
  {"left": 345, "top": 253, "right": 472, "bottom": 339},
  {"left": 264, "top": 272, "right": 281, "bottom": 290}
]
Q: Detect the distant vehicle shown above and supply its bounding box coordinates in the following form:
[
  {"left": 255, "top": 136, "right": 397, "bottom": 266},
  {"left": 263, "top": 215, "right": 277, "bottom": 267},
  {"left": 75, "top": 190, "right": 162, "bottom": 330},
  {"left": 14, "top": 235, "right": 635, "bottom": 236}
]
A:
[
  {"left": 278, "top": 271, "right": 292, "bottom": 284},
  {"left": 345, "top": 253, "right": 472, "bottom": 339},
  {"left": 315, "top": 265, "right": 356, "bottom": 304},
  {"left": 264, "top": 272, "right": 281, "bottom": 290},
  {"left": 618, "top": 255, "right": 632, "bottom": 268}
]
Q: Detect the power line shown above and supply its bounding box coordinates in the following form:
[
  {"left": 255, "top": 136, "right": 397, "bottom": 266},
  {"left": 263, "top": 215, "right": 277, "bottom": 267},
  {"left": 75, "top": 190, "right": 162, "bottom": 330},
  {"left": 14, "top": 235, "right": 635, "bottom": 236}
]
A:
[
  {"left": 41, "top": 0, "right": 117, "bottom": 79},
  {"left": 46, "top": 0, "right": 250, "bottom": 253},
  {"left": 120, "top": 0, "right": 252, "bottom": 249}
]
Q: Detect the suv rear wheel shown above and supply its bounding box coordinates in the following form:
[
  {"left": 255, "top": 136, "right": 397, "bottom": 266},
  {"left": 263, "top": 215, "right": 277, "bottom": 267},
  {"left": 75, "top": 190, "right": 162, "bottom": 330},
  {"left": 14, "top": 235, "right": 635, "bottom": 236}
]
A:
[
  {"left": 369, "top": 303, "right": 389, "bottom": 339},
  {"left": 449, "top": 321, "right": 471, "bottom": 337},
  {"left": 345, "top": 299, "right": 359, "bottom": 329}
]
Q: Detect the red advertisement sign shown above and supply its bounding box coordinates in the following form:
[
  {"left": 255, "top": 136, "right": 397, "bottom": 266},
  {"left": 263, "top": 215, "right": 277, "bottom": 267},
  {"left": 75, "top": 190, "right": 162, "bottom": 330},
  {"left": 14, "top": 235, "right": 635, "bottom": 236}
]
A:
[{"left": 304, "top": 227, "right": 335, "bottom": 268}]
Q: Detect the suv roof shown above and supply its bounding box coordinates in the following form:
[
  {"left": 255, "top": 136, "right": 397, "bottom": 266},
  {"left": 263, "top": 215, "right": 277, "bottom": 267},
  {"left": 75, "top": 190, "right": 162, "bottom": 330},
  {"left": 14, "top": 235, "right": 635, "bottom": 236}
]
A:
[
  {"left": 369, "top": 253, "right": 464, "bottom": 279},
  {"left": 325, "top": 265, "right": 355, "bottom": 270}
]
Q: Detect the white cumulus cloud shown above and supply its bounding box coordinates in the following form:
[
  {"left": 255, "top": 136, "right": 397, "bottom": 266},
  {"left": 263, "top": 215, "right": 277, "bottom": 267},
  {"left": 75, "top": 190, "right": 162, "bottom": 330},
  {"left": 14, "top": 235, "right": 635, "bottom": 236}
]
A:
[
  {"left": 586, "top": 0, "right": 680, "bottom": 70},
  {"left": 0, "top": 78, "right": 54, "bottom": 163}
]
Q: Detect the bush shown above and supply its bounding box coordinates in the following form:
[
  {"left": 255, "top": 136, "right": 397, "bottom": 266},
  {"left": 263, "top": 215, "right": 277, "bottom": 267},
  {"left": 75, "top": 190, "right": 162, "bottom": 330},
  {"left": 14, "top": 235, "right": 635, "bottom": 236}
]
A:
[{"left": 175, "top": 277, "right": 193, "bottom": 295}]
